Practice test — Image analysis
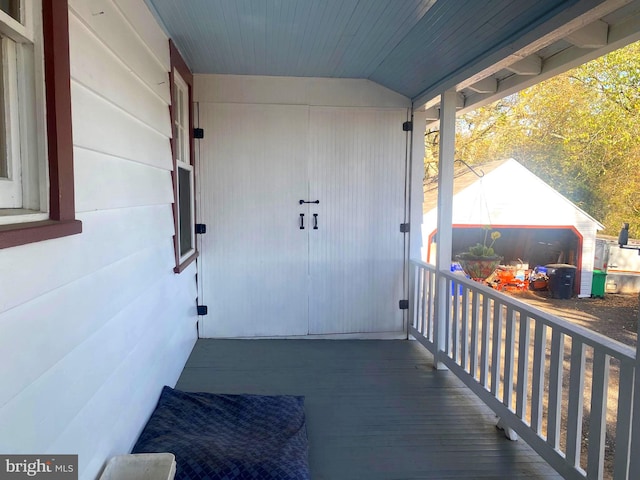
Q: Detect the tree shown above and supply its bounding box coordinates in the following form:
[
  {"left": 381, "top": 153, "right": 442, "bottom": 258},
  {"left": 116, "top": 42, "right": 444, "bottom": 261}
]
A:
[{"left": 425, "top": 40, "right": 640, "bottom": 236}]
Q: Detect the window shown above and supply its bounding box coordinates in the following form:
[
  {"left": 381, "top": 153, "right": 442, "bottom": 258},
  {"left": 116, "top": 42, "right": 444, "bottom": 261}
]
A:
[
  {"left": 174, "top": 70, "right": 194, "bottom": 260},
  {"left": 0, "top": 0, "right": 81, "bottom": 249},
  {"left": 0, "top": 34, "right": 23, "bottom": 209},
  {"left": 0, "top": 0, "right": 41, "bottom": 214},
  {"left": 170, "top": 41, "right": 196, "bottom": 272},
  {"left": 177, "top": 164, "right": 194, "bottom": 258}
]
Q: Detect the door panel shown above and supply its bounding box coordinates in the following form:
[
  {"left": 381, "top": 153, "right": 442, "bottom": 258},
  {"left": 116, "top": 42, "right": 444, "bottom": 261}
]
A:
[
  {"left": 308, "top": 107, "right": 407, "bottom": 334},
  {"left": 197, "top": 103, "right": 310, "bottom": 337}
]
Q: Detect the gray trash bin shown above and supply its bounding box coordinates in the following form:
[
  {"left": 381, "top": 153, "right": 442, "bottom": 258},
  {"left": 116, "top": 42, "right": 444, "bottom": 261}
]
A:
[{"left": 546, "top": 264, "right": 577, "bottom": 299}]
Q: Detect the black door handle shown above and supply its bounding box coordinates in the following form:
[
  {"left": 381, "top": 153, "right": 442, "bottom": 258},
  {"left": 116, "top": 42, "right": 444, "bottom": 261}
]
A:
[
  {"left": 299, "top": 213, "right": 305, "bottom": 230},
  {"left": 313, "top": 213, "right": 318, "bottom": 230},
  {"left": 299, "top": 199, "right": 320, "bottom": 205}
]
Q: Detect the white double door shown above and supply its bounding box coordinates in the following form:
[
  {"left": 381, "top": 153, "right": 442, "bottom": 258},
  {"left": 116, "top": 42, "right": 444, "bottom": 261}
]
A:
[{"left": 197, "top": 103, "right": 408, "bottom": 338}]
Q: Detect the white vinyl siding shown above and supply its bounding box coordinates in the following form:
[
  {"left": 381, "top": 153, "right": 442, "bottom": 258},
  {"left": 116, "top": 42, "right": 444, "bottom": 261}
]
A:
[{"left": 0, "top": 2, "right": 197, "bottom": 478}]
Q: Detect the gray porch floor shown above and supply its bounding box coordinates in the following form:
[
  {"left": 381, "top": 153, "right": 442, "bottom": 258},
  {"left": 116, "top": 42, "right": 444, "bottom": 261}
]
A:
[{"left": 176, "top": 339, "right": 561, "bottom": 480}]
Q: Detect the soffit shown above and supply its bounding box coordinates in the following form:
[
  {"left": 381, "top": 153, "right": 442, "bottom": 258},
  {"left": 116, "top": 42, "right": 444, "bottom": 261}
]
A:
[{"left": 145, "top": 0, "right": 634, "bottom": 106}]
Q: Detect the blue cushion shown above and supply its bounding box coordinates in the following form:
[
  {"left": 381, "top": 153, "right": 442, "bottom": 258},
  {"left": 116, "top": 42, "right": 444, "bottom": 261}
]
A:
[{"left": 132, "top": 386, "right": 310, "bottom": 480}]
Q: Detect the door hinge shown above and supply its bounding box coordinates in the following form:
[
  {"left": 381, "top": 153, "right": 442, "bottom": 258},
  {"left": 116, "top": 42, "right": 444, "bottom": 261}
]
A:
[
  {"left": 400, "top": 223, "right": 410, "bottom": 233},
  {"left": 197, "top": 305, "right": 208, "bottom": 316},
  {"left": 399, "top": 299, "right": 409, "bottom": 310},
  {"left": 402, "top": 121, "right": 413, "bottom": 132},
  {"left": 195, "top": 223, "right": 207, "bottom": 234},
  {"left": 194, "top": 128, "right": 204, "bottom": 139}
]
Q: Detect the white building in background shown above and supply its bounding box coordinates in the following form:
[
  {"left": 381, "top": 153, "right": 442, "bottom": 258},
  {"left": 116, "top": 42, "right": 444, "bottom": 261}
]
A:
[{"left": 422, "top": 158, "right": 604, "bottom": 297}]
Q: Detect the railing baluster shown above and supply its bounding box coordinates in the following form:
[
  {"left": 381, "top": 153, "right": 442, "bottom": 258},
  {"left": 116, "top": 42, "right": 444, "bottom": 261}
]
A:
[
  {"left": 419, "top": 268, "right": 427, "bottom": 335},
  {"left": 431, "top": 272, "right": 438, "bottom": 342},
  {"left": 531, "top": 320, "right": 547, "bottom": 434},
  {"left": 470, "top": 291, "right": 480, "bottom": 379},
  {"left": 480, "top": 296, "right": 491, "bottom": 388},
  {"left": 445, "top": 279, "right": 452, "bottom": 355},
  {"left": 614, "top": 360, "right": 634, "bottom": 479},
  {"left": 566, "top": 340, "right": 586, "bottom": 468},
  {"left": 516, "top": 313, "right": 530, "bottom": 421},
  {"left": 452, "top": 280, "right": 460, "bottom": 362},
  {"left": 503, "top": 306, "right": 516, "bottom": 410},
  {"left": 630, "top": 335, "right": 640, "bottom": 480},
  {"left": 413, "top": 267, "right": 419, "bottom": 332},
  {"left": 587, "top": 350, "right": 610, "bottom": 479},
  {"left": 461, "top": 287, "right": 469, "bottom": 372},
  {"left": 426, "top": 269, "right": 434, "bottom": 339},
  {"left": 412, "top": 266, "right": 421, "bottom": 332},
  {"left": 547, "top": 329, "right": 564, "bottom": 450},
  {"left": 490, "top": 300, "right": 504, "bottom": 397}
]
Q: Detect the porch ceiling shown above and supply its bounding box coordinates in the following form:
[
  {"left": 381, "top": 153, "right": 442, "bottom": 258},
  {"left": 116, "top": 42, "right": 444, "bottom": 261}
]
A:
[{"left": 145, "top": 0, "right": 640, "bottom": 108}]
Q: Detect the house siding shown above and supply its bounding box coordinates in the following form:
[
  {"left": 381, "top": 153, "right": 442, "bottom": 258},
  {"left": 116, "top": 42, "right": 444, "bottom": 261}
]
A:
[
  {"left": 0, "top": 2, "right": 197, "bottom": 479},
  {"left": 194, "top": 74, "right": 412, "bottom": 107}
]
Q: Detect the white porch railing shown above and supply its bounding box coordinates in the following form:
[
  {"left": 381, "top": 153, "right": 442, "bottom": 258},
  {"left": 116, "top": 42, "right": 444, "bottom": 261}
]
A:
[{"left": 409, "top": 259, "right": 639, "bottom": 480}]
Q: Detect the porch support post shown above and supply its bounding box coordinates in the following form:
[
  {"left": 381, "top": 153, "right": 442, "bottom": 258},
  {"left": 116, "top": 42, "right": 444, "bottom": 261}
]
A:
[
  {"left": 410, "top": 108, "right": 427, "bottom": 261},
  {"left": 629, "top": 298, "right": 640, "bottom": 478},
  {"left": 433, "top": 89, "right": 457, "bottom": 370},
  {"left": 407, "top": 107, "right": 428, "bottom": 337}
]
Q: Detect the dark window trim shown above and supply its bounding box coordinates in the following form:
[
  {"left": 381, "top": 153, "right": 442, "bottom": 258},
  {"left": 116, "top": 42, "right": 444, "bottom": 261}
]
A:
[
  {"left": 169, "top": 40, "right": 197, "bottom": 273},
  {"left": 0, "top": 0, "right": 81, "bottom": 249}
]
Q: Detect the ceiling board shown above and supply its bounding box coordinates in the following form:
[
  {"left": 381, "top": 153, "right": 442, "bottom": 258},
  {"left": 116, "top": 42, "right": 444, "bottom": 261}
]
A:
[{"left": 146, "top": 0, "right": 636, "bottom": 104}]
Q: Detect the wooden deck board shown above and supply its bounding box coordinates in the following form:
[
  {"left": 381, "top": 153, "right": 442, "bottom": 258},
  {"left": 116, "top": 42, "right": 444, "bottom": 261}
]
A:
[{"left": 176, "top": 339, "right": 561, "bottom": 479}]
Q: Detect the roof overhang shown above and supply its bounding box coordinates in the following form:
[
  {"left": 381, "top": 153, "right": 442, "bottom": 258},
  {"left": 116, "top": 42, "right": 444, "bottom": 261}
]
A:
[{"left": 423, "top": 0, "right": 640, "bottom": 127}]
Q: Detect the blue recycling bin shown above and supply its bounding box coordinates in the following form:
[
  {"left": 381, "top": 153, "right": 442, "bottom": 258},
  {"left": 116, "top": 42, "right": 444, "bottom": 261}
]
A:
[{"left": 451, "top": 262, "right": 469, "bottom": 295}]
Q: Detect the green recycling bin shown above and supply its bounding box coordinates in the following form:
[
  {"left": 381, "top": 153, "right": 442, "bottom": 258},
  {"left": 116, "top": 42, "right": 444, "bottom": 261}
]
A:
[{"left": 591, "top": 269, "right": 607, "bottom": 298}]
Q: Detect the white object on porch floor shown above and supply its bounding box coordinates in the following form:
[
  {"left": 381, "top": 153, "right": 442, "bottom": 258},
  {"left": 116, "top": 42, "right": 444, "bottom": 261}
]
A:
[{"left": 99, "top": 453, "right": 176, "bottom": 480}]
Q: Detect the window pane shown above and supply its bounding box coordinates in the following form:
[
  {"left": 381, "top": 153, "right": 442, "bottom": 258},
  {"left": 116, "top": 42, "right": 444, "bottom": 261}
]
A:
[
  {"left": 178, "top": 166, "right": 193, "bottom": 257},
  {"left": 178, "top": 87, "right": 184, "bottom": 126},
  {"left": 181, "top": 127, "right": 187, "bottom": 162},
  {"left": 0, "top": 0, "right": 20, "bottom": 22},
  {"left": 173, "top": 71, "right": 190, "bottom": 165},
  {"left": 175, "top": 124, "right": 182, "bottom": 162}
]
